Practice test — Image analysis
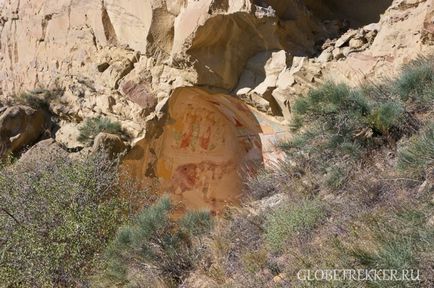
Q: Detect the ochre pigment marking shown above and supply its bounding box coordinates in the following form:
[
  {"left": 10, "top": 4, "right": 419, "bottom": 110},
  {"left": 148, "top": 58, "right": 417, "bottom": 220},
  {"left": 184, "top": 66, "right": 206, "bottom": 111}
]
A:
[{"left": 122, "top": 87, "right": 289, "bottom": 214}]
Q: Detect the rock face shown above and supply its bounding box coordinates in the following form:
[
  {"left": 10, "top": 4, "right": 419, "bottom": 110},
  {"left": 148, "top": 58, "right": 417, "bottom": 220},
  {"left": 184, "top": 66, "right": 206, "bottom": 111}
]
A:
[
  {"left": 92, "top": 132, "right": 127, "bottom": 158},
  {"left": 0, "top": 0, "right": 321, "bottom": 94},
  {"left": 0, "top": 0, "right": 426, "bottom": 129},
  {"left": 0, "top": 105, "right": 50, "bottom": 157},
  {"left": 123, "top": 87, "right": 262, "bottom": 212},
  {"left": 0, "top": 0, "right": 433, "bottom": 211},
  {"left": 17, "top": 138, "right": 67, "bottom": 164},
  {"left": 322, "top": 0, "right": 434, "bottom": 85},
  {"left": 0, "top": 0, "right": 337, "bottom": 139},
  {"left": 122, "top": 87, "right": 289, "bottom": 212}
]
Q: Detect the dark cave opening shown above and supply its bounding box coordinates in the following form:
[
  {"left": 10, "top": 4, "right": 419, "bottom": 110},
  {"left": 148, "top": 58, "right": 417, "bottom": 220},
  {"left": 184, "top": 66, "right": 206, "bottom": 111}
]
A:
[{"left": 306, "top": 0, "right": 394, "bottom": 28}]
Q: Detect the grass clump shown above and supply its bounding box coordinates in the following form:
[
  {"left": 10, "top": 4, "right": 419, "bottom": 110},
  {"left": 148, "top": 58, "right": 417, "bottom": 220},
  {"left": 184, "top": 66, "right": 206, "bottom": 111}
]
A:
[
  {"left": 291, "top": 81, "right": 405, "bottom": 147},
  {"left": 292, "top": 83, "right": 370, "bottom": 137},
  {"left": 397, "top": 123, "right": 434, "bottom": 178},
  {"left": 393, "top": 56, "right": 434, "bottom": 110},
  {"left": 17, "top": 88, "right": 63, "bottom": 110},
  {"left": 180, "top": 210, "right": 214, "bottom": 237},
  {"left": 265, "top": 199, "right": 325, "bottom": 252},
  {"left": 78, "top": 116, "right": 123, "bottom": 145},
  {"left": 0, "top": 151, "right": 128, "bottom": 287},
  {"left": 369, "top": 102, "right": 405, "bottom": 134},
  {"left": 349, "top": 205, "right": 434, "bottom": 287},
  {"left": 103, "top": 197, "right": 213, "bottom": 286}
]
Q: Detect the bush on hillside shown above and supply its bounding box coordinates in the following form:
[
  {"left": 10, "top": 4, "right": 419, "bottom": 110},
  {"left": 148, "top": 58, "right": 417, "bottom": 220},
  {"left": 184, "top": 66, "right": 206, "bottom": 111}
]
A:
[
  {"left": 291, "top": 81, "right": 406, "bottom": 146},
  {"left": 393, "top": 55, "right": 434, "bottom": 110},
  {"left": 216, "top": 56, "right": 434, "bottom": 288},
  {"left": 19, "top": 88, "right": 63, "bottom": 110},
  {"left": 350, "top": 204, "right": 434, "bottom": 286},
  {"left": 277, "top": 58, "right": 433, "bottom": 193},
  {"left": 265, "top": 199, "right": 325, "bottom": 252},
  {"left": 77, "top": 116, "right": 123, "bottom": 145},
  {"left": 0, "top": 152, "right": 128, "bottom": 287},
  {"left": 397, "top": 123, "right": 434, "bottom": 178},
  {"left": 103, "top": 197, "right": 213, "bottom": 286}
]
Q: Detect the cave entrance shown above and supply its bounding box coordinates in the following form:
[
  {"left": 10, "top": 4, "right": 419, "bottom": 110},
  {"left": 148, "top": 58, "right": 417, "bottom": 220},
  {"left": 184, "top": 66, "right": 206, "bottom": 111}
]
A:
[{"left": 306, "top": 0, "right": 393, "bottom": 28}]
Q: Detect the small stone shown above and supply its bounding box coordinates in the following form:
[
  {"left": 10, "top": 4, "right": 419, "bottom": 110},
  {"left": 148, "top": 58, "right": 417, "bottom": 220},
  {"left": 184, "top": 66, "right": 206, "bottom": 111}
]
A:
[
  {"left": 92, "top": 132, "right": 127, "bottom": 158},
  {"left": 335, "top": 30, "right": 358, "bottom": 48},
  {"left": 55, "top": 122, "right": 83, "bottom": 149},
  {"left": 428, "top": 215, "right": 434, "bottom": 227},
  {"left": 321, "top": 38, "right": 335, "bottom": 50},
  {"left": 418, "top": 179, "right": 432, "bottom": 194},
  {"left": 363, "top": 23, "right": 380, "bottom": 32},
  {"left": 332, "top": 47, "right": 345, "bottom": 60},
  {"left": 236, "top": 87, "right": 251, "bottom": 96},
  {"left": 342, "top": 46, "right": 352, "bottom": 57},
  {"left": 273, "top": 273, "right": 287, "bottom": 284},
  {"left": 317, "top": 47, "right": 333, "bottom": 63},
  {"left": 365, "top": 30, "right": 378, "bottom": 43},
  {"left": 97, "top": 62, "right": 110, "bottom": 72},
  {"left": 349, "top": 38, "right": 366, "bottom": 49}
]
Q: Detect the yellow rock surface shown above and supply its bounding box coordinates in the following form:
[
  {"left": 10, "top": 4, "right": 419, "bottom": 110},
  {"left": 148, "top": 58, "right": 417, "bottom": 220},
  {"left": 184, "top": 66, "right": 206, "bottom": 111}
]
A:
[{"left": 122, "top": 87, "right": 289, "bottom": 213}]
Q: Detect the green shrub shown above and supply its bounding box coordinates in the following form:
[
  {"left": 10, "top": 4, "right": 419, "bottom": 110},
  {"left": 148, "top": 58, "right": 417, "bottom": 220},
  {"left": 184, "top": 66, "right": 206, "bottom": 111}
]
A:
[
  {"left": 282, "top": 79, "right": 414, "bottom": 194},
  {"left": 291, "top": 81, "right": 407, "bottom": 143},
  {"left": 325, "top": 166, "right": 348, "bottom": 190},
  {"left": 290, "top": 83, "right": 368, "bottom": 164},
  {"left": 397, "top": 123, "right": 434, "bottom": 178},
  {"left": 265, "top": 199, "right": 325, "bottom": 252},
  {"left": 0, "top": 152, "right": 128, "bottom": 287},
  {"left": 232, "top": 57, "right": 434, "bottom": 288},
  {"left": 180, "top": 210, "right": 213, "bottom": 237},
  {"left": 277, "top": 129, "right": 319, "bottom": 152},
  {"left": 393, "top": 56, "right": 434, "bottom": 109},
  {"left": 369, "top": 101, "right": 404, "bottom": 134},
  {"left": 18, "top": 88, "right": 63, "bottom": 110},
  {"left": 352, "top": 236, "right": 415, "bottom": 272},
  {"left": 350, "top": 206, "right": 434, "bottom": 286},
  {"left": 292, "top": 83, "right": 369, "bottom": 134},
  {"left": 77, "top": 116, "right": 123, "bottom": 145},
  {"left": 104, "top": 197, "right": 213, "bottom": 286}
]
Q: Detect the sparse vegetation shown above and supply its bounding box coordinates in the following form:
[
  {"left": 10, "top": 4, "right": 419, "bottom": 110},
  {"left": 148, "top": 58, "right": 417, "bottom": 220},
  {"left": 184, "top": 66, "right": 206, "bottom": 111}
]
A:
[
  {"left": 265, "top": 199, "right": 325, "bottom": 252},
  {"left": 397, "top": 123, "right": 434, "bottom": 178},
  {"left": 102, "top": 197, "right": 213, "bottom": 287},
  {"left": 0, "top": 151, "right": 129, "bottom": 287},
  {"left": 2, "top": 45, "right": 434, "bottom": 288},
  {"left": 17, "top": 88, "right": 63, "bottom": 110},
  {"left": 393, "top": 55, "right": 434, "bottom": 110},
  {"left": 197, "top": 56, "right": 434, "bottom": 287},
  {"left": 290, "top": 80, "right": 407, "bottom": 149},
  {"left": 77, "top": 116, "right": 123, "bottom": 145}
]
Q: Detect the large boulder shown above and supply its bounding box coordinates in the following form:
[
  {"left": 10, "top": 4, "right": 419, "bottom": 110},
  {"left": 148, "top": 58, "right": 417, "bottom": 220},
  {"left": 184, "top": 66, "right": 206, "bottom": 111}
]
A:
[
  {"left": 122, "top": 87, "right": 290, "bottom": 213},
  {"left": 0, "top": 105, "right": 50, "bottom": 157},
  {"left": 17, "top": 138, "right": 67, "bottom": 165},
  {"left": 92, "top": 132, "right": 128, "bottom": 158}
]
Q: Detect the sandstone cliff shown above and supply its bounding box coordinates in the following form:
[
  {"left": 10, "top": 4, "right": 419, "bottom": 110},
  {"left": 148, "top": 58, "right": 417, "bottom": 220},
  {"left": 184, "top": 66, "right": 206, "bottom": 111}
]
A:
[
  {"left": 0, "top": 0, "right": 433, "bottom": 212},
  {"left": 1, "top": 1, "right": 434, "bottom": 287}
]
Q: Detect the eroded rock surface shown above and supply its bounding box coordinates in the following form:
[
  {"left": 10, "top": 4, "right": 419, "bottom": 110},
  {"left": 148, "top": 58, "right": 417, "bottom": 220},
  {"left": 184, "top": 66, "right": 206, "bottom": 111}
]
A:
[
  {"left": 123, "top": 87, "right": 262, "bottom": 212},
  {"left": 92, "top": 132, "right": 127, "bottom": 159},
  {"left": 122, "top": 87, "right": 290, "bottom": 212},
  {"left": 0, "top": 105, "right": 50, "bottom": 157},
  {"left": 0, "top": 0, "right": 433, "bottom": 211},
  {"left": 0, "top": 0, "right": 428, "bottom": 131}
]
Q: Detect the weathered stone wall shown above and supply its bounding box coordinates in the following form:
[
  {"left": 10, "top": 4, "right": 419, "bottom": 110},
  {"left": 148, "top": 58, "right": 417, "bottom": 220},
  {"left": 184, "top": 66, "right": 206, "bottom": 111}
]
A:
[{"left": 0, "top": 0, "right": 433, "bottom": 211}]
